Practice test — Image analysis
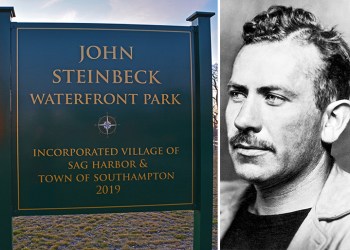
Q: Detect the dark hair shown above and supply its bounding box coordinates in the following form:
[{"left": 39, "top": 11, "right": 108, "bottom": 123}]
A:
[{"left": 242, "top": 5, "right": 350, "bottom": 111}]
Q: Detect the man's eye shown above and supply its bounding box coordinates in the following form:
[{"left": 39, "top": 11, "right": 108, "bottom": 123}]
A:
[
  {"left": 229, "top": 91, "right": 246, "bottom": 102},
  {"left": 265, "top": 94, "right": 286, "bottom": 106}
]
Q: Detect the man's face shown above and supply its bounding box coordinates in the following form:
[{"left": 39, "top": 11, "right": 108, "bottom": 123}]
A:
[{"left": 226, "top": 40, "right": 325, "bottom": 186}]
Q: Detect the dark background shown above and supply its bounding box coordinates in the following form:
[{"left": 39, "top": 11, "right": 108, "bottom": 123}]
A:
[
  {"left": 220, "top": 0, "right": 350, "bottom": 181},
  {"left": 16, "top": 26, "right": 194, "bottom": 211}
]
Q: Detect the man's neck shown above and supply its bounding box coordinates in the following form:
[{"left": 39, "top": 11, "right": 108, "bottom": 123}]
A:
[{"left": 249, "top": 154, "right": 332, "bottom": 215}]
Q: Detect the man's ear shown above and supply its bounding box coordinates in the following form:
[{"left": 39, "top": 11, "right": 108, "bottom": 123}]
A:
[{"left": 321, "top": 100, "right": 350, "bottom": 144}]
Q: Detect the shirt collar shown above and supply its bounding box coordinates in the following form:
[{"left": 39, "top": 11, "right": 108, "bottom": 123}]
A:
[{"left": 315, "top": 163, "right": 350, "bottom": 220}]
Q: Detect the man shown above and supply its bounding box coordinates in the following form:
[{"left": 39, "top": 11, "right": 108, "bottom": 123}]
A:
[{"left": 220, "top": 5, "right": 350, "bottom": 250}]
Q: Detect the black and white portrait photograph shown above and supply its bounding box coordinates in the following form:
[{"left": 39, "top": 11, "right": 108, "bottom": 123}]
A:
[{"left": 220, "top": 0, "right": 350, "bottom": 249}]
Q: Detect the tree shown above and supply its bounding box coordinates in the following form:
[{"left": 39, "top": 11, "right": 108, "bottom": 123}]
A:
[
  {"left": 212, "top": 63, "right": 218, "bottom": 128},
  {"left": 212, "top": 63, "right": 218, "bottom": 148}
]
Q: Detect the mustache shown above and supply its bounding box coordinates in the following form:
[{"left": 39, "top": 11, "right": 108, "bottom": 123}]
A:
[{"left": 229, "top": 132, "right": 276, "bottom": 153}]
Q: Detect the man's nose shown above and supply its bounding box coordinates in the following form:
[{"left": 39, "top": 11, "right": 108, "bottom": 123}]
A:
[{"left": 234, "top": 98, "right": 262, "bottom": 133}]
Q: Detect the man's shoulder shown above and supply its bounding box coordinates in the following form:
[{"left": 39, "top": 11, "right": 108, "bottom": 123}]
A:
[
  {"left": 220, "top": 179, "right": 250, "bottom": 239},
  {"left": 221, "top": 180, "right": 250, "bottom": 206},
  {"left": 316, "top": 164, "right": 350, "bottom": 219},
  {"left": 312, "top": 165, "right": 350, "bottom": 250}
]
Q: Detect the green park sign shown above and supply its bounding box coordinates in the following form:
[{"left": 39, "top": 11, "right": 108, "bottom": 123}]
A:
[{"left": 0, "top": 7, "right": 214, "bottom": 249}]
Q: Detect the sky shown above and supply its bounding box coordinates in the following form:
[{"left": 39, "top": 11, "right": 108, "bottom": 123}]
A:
[{"left": 0, "top": 0, "right": 218, "bottom": 63}]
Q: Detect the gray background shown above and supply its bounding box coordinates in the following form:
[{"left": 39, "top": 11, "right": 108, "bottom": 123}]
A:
[{"left": 220, "top": 0, "right": 350, "bottom": 181}]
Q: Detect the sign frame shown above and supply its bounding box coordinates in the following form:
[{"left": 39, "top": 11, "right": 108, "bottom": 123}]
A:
[
  {"left": 0, "top": 7, "right": 214, "bottom": 249},
  {"left": 13, "top": 23, "right": 195, "bottom": 215}
]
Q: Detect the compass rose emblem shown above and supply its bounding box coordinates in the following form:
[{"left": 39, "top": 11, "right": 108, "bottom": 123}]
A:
[{"left": 97, "top": 114, "right": 118, "bottom": 136}]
